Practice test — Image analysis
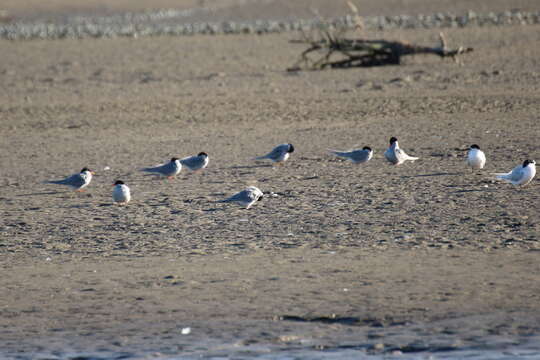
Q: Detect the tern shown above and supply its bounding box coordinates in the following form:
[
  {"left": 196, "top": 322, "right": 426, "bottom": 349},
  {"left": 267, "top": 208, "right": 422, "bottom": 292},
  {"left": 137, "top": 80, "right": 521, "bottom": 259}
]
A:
[
  {"left": 112, "top": 180, "right": 131, "bottom": 205},
  {"left": 180, "top": 152, "right": 209, "bottom": 172},
  {"left": 384, "top": 137, "right": 419, "bottom": 165},
  {"left": 141, "top": 157, "right": 182, "bottom": 179},
  {"left": 44, "top": 167, "right": 94, "bottom": 191},
  {"left": 255, "top": 143, "right": 295, "bottom": 164},
  {"left": 329, "top": 146, "right": 373, "bottom": 164},
  {"left": 467, "top": 144, "right": 486, "bottom": 170},
  {"left": 220, "top": 186, "right": 263, "bottom": 209},
  {"left": 494, "top": 160, "right": 536, "bottom": 186}
]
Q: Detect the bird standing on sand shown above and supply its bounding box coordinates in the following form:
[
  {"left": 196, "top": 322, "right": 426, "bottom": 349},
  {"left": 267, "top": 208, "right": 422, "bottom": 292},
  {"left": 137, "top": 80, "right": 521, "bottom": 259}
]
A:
[
  {"left": 220, "top": 186, "right": 263, "bottom": 209},
  {"left": 180, "top": 152, "right": 209, "bottom": 172},
  {"left": 141, "top": 157, "right": 182, "bottom": 179},
  {"left": 494, "top": 160, "right": 536, "bottom": 186},
  {"left": 384, "top": 137, "right": 419, "bottom": 165},
  {"left": 44, "top": 167, "right": 94, "bottom": 191},
  {"left": 467, "top": 144, "right": 486, "bottom": 170},
  {"left": 112, "top": 180, "right": 131, "bottom": 205},
  {"left": 329, "top": 146, "right": 373, "bottom": 164},
  {"left": 255, "top": 143, "right": 295, "bottom": 164}
]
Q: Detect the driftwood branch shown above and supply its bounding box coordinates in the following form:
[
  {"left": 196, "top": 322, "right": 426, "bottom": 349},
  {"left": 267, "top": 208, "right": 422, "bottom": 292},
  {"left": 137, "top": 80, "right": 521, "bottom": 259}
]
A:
[
  {"left": 288, "top": 35, "right": 473, "bottom": 71},
  {"left": 288, "top": 2, "right": 473, "bottom": 71}
]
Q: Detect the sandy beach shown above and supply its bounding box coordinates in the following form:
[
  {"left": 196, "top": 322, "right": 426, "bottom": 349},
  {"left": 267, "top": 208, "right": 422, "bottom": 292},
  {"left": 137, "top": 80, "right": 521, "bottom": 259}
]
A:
[{"left": 0, "top": 1, "right": 539, "bottom": 358}]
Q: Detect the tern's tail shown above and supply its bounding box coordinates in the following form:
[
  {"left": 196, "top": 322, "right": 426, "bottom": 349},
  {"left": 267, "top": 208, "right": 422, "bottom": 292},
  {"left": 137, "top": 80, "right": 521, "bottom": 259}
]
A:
[
  {"left": 141, "top": 167, "right": 159, "bottom": 173},
  {"left": 493, "top": 172, "right": 510, "bottom": 179},
  {"left": 254, "top": 155, "right": 268, "bottom": 161},
  {"left": 407, "top": 156, "right": 419, "bottom": 161},
  {"left": 328, "top": 149, "right": 349, "bottom": 157},
  {"left": 44, "top": 180, "right": 66, "bottom": 185}
]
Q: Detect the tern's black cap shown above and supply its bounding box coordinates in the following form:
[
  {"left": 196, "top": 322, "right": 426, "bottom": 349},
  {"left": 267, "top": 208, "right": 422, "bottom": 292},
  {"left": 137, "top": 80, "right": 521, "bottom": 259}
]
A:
[
  {"left": 287, "top": 144, "right": 295, "bottom": 153},
  {"left": 114, "top": 180, "right": 125, "bottom": 185},
  {"left": 198, "top": 152, "right": 208, "bottom": 157},
  {"left": 389, "top": 137, "right": 398, "bottom": 144}
]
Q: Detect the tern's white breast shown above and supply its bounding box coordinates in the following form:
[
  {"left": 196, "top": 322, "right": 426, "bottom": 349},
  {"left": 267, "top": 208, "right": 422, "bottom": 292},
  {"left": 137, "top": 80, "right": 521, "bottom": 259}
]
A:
[
  {"left": 275, "top": 152, "right": 290, "bottom": 162},
  {"left": 113, "top": 184, "right": 131, "bottom": 203},
  {"left": 520, "top": 164, "right": 536, "bottom": 185},
  {"left": 467, "top": 149, "right": 486, "bottom": 169}
]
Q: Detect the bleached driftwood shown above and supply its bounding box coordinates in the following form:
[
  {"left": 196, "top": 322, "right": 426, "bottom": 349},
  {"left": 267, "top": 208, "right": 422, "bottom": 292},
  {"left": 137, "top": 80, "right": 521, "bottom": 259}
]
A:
[{"left": 288, "top": 2, "right": 473, "bottom": 71}]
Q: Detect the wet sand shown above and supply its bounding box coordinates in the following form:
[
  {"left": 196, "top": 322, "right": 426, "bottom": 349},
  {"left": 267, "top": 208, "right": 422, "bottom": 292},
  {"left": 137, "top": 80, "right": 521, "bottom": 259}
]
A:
[
  {"left": 0, "top": 1, "right": 540, "bottom": 357},
  {"left": 2, "top": 249, "right": 540, "bottom": 357}
]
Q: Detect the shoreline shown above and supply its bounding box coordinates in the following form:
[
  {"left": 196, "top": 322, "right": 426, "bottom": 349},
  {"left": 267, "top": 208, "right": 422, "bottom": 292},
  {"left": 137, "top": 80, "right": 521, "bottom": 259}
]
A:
[{"left": 2, "top": 248, "right": 540, "bottom": 358}]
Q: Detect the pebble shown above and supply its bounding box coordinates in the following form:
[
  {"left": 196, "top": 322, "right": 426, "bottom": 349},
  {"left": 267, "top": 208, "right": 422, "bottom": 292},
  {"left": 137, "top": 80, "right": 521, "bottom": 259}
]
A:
[{"left": 0, "top": 9, "right": 538, "bottom": 40}]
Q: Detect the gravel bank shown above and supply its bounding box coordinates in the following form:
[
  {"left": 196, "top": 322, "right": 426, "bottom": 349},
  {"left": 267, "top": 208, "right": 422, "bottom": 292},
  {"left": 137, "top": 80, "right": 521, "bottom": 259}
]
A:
[{"left": 1, "top": 9, "right": 539, "bottom": 40}]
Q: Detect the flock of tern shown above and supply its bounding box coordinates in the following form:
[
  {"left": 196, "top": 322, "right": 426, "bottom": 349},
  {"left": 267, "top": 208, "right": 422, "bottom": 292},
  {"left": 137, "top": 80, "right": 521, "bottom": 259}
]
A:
[{"left": 45, "top": 137, "right": 536, "bottom": 208}]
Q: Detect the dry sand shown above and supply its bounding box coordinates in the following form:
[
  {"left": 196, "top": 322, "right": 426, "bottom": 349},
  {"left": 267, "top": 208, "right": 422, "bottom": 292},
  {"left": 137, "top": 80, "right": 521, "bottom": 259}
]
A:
[{"left": 0, "top": 1, "right": 540, "bottom": 357}]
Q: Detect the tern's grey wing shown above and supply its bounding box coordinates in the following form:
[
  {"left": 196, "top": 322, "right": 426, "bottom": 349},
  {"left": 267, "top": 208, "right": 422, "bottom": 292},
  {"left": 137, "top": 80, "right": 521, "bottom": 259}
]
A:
[
  {"left": 255, "top": 144, "right": 287, "bottom": 161},
  {"left": 270, "top": 144, "right": 292, "bottom": 159},
  {"left": 143, "top": 162, "right": 172, "bottom": 175},
  {"left": 350, "top": 149, "right": 370, "bottom": 163},
  {"left": 507, "top": 165, "right": 525, "bottom": 182},
  {"left": 223, "top": 190, "right": 250, "bottom": 202},
  {"left": 141, "top": 164, "right": 162, "bottom": 173},
  {"left": 48, "top": 173, "right": 85, "bottom": 187},
  {"left": 180, "top": 156, "right": 202, "bottom": 170},
  {"left": 266, "top": 146, "right": 285, "bottom": 160},
  {"left": 384, "top": 148, "right": 396, "bottom": 163},
  {"left": 330, "top": 150, "right": 352, "bottom": 158}
]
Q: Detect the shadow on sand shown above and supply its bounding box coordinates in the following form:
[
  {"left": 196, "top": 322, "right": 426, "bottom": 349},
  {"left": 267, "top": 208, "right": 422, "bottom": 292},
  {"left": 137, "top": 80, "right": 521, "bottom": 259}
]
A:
[
  {"left": 230, "top": 164, "right": 273, "bottom": 169},
  {"left": 401, "top": 172, "right": 463, "bottom": 178},
  {"left": 16, "top": 190, "right": 67, "bottom": 197}
]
